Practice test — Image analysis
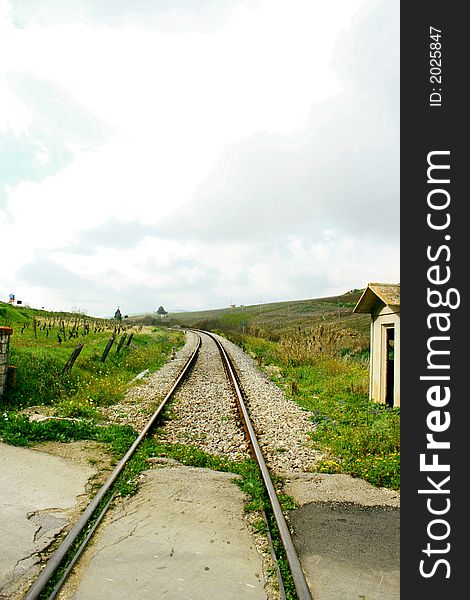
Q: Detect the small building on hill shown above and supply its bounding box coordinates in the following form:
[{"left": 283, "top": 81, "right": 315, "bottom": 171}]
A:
[{"left": 353, "top": 283, "right": 400, "bottom": 408}]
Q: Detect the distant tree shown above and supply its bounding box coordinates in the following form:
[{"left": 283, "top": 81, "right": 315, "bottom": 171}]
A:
[
  {"left": 157, "top": 306, "right": 168, "bottom": 317},
  {"left": 114, "top": 307, "right": 122, "bottom": 321}
]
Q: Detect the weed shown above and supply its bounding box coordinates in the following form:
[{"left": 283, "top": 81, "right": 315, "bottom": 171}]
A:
[
  {"left": 55, "top": 398, "right": 100, "bottom": 419},
  {"left": 251, "top": 519, "right": 267, "bottom": 535}
]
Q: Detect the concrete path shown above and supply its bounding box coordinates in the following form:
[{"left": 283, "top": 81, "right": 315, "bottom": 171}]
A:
[
  {"left": 61, "top": 464, "right": 267, "bottom": 600},
  {"left": 0, "top": 442, "right": 95, "bottom": 599}
]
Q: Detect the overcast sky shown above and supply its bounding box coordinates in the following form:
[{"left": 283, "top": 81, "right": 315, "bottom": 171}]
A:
[{"left": 0, "top": 0, "right": 399, "bottom": 317}]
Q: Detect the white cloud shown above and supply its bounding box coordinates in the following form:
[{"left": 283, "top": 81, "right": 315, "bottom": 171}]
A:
[{"left": 0, "top": 0, "right": 399, "bottom": 316}]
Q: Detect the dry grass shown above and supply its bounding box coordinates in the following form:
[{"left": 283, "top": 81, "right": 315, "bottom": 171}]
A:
[{"left": 276, "top": 323, "right": 364, "bottom": 365}]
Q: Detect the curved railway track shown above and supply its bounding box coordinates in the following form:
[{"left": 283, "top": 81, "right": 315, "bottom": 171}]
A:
[{"left": 23, "top": 330, "right": 312, "bottom": 600}]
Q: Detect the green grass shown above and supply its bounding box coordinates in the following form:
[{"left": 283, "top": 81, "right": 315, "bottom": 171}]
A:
[
  {"left": 0, "top": 412, "right": 137, "bottom": 453},
  {"left": 2, "top": 302, "right": 184, "bottom": 414}
]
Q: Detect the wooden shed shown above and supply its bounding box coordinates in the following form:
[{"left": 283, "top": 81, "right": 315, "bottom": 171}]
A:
[{"left": 353, "top": 283, "right": 400, "bottom": 408}]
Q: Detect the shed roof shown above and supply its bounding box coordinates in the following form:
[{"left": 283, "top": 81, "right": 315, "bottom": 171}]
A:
[{"left": 353, "top": 283, "right": 400, "bottom": 314}]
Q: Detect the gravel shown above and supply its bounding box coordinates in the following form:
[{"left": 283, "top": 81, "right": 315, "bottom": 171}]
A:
[
  {"left": 105, "top": 330, "right": 324, "bottom": 475},
  {"left": 159, "top": 332, "right": 250, "bottom": 462},
  {"left": 210, "top": 332, "right": 325, "bottom": 474},
  {"left": 100, "top": 331, "right": 200, "bottom": 432}
]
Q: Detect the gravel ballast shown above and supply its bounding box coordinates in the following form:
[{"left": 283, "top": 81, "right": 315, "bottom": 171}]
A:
[
  {"left": 159, "top": 332, "right": 250, "bottom": 462},
  {"left": 104, "top": 330, "right": 323, "bottom": 475},
  {"left": 211, "top": 332, "right": 324, "bottom": 474}
]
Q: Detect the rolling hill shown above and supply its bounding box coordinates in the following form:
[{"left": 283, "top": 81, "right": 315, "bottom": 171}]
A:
[{"left": 136, "top": 289, "right": 371, "bottom": 348}]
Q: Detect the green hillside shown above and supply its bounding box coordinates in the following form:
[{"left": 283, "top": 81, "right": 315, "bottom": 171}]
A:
[{"left": 164, "top": 289, "right": 370, "bottom": 352}]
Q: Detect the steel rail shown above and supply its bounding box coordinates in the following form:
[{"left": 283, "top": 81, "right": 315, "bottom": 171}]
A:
[
  {"left": 47, "top": 492, "right": 117, "bottom": 600},
  {"left": 23, "top": 333, "right": 201, "bottom": 600},
  {"left": 203, "top": 330, "right": 313, "bottom": 600}
]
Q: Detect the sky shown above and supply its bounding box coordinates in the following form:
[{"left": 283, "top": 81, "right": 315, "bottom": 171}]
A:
[{"left": 0, "top": 0, "right": 399, "bottom": 317}]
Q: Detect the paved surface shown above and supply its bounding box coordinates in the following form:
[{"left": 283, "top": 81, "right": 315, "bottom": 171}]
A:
[
  {"left": 1, "top": 441, "right": 400, "bottom": 600},
  {"left": 0, "top": 442, "right": 95, "bottom": 599},
  {"left": 286, "top": 473, "right": 400, "bottom": 600},
  {"left": 291, "top": 503, "right": 399, "bottom": 600},
  {"left": 61, "top": 464, "right": 267, "bottom": 600}
]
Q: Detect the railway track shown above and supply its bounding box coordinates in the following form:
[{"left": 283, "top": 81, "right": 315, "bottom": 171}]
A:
[{"left": 23, "top": 330, "right": 312, "bottom": 600}]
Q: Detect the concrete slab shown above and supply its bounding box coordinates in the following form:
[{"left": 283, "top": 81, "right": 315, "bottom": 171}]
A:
[
  {"left": 63, "top": 465, "right": 268, "bottom": 600},
  {"left": 286, "top": 473, "right": 400, "bottom": 600},
  {"left": 0, "top": 442, "right": 96, "bottom": 599},
  {"left": 291, "top": 503, "right": 399, "bottom": 600},
  {"left": 284, "top": 473, "right": 400, "bottom": 507}
]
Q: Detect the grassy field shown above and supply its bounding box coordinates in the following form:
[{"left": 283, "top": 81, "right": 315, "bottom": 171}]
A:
[{"left": 0, "top": 301, "right": 184, "bottom": 415}]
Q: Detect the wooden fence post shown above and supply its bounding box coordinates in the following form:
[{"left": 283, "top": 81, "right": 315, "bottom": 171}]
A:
[
  {"left": 115, "top": 333, "right": 127, "bottom": 354},
  {"left": 63, "top": 343, "right": 84, "bottom": 373},
  {"left": 125, "top": 333, "right": 134, "bottom": 348},
  {"left": 101, "top": 335, "right": 115, "bottom": 362}
]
